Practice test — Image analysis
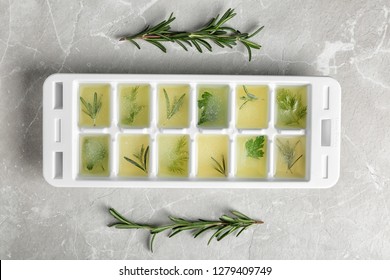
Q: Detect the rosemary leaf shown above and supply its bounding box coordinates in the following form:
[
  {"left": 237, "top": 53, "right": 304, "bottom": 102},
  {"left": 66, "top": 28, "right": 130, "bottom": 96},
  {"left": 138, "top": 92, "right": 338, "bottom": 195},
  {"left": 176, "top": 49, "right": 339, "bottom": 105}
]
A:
[
  {"left": 168, "top": 94, "right": 186, "bottom": 119},
  {"left": 109, "top": 208, "right": 132, "bottom": 226},
  {"left": 169, "top": 217, "right": 187, "bottom": 224},
  {"left": 208, "top": 227, "right": 224, "bottom": 245},
  {"left": 150, "top": 233, "right": 157, "bottom": 253},
  {"left": 148, "top": 40, "right": 167, "bottom": 53},
  {"left": 124, "top": 157, "right": 145, "bottom": 172},
  {"left": 211, "top": 155, "right": 227, "bottom": 177},
  {"left": 193, "top": 225, "right": 218, "bottom": 238},
  {"left": 231, "top": 210, "right": 251, "bottom": 220},
  {"left": 217, "top": 226, "right": 237, "bottom": 241},
  {"left": 123, "top": 86, "right": 145, "bottom": 125},
  {"left": 235, "top": 226, "right": 247, "bottom": 237},
  {"left": 219, "top": 215, "right": 235, "bottom": 223},
  {"left": 143, "top": 146, "right": 149, "bottom": 172},
  {"left": 164, "top": 90, "right": 171, "bottom": 121}
]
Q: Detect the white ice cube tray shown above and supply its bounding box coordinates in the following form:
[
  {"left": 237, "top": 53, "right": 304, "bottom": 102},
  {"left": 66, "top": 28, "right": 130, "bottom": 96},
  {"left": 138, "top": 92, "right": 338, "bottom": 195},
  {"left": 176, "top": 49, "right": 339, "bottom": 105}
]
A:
[{"left": 43, "top": 74, "right": 341, "bottom": 188}]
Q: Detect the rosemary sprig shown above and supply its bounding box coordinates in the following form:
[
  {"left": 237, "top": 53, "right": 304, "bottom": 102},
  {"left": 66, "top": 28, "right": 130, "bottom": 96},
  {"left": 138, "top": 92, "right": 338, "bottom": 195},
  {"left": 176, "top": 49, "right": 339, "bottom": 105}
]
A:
[
  {"left": 276, "top": 89, "right": 307, "bottom": 126},
  {"left": 123, "top": 86, "right": 144, "bottom": 125},
  {"left": 119, "top": 9, "right": 264, "bottom": 61},
  {"left": 239, "top": 85, "right": 259, "bottom": 110},
  {"left": 164, "top": 89, "right": 186, "bottom": 120},
  {"left": 124, "top": 144, "right": 149, "bottom": 174},
  {"left": 211, "top": 155, "right": 227, "bottom": 177},
  {"left": 276, "top": 139, "right": 303, "bottom": 173},
  {"left": 167, "top": 136, "right": 189, "bottom": 174},
  {"left": 80, "top": 92, "right": 102, "bottom": 126},
  {"left": 109, "top": 208, "right": 263, "bottom": 252}
]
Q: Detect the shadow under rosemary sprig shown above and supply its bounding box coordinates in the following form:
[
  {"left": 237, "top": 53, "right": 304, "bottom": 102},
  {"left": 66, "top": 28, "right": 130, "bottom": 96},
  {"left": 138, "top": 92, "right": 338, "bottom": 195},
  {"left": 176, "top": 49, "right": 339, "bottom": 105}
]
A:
[
  {"left": 109, "top": 208, "right": 263, "bottom": 252},
  {"left": 119, "top": 8, "right": 264, "bottom": 61}
]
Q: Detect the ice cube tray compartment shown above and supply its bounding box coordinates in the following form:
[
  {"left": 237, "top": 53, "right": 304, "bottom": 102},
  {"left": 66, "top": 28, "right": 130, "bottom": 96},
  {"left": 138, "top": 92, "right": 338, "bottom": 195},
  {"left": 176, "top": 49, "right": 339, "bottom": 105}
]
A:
[{"left": 43, "top": 74, "right": 341, "bottom": 188}]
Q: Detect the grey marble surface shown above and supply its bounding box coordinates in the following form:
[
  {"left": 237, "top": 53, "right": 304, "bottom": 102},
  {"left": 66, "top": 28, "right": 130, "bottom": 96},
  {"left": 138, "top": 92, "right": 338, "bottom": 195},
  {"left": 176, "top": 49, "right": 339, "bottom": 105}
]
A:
[{"left": 1, "top": 0, "right": 390, "bottom": 260}]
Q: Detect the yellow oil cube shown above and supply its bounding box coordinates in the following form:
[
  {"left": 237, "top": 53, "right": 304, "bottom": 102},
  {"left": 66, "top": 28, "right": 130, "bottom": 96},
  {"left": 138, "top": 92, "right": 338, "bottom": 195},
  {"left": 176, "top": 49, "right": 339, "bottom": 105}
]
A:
[
  {"left": 118, "top": 134, "right": 150, "bottom": 177},
  {"left": 236, "top": 85, "right": 268, "bottom": 129},
  {"left": 196, "top": 134, "right": 229, "bottom": 178},
  {"left": 274, "top": 135, "right": 306, "bottom": 178},
  {"left": 235, "top": 135, "right": 267, "bottom": 178},
  {"left": 119, "top": 84, "right": 150, "bottom": 128},
  {"left": 79, "top": 84, "right": 110, "bottom": 127}
]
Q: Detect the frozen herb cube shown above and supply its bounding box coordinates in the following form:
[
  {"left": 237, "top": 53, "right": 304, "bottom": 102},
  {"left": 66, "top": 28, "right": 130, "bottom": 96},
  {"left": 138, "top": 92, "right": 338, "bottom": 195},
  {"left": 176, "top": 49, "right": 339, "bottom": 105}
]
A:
[
  {"left": 80, "top": 135, "right": 110, "bottom": 176},
  {"left": 197, "top": 86, "right": 229, "bottom": 128},
  {"left": 119, "top": 84, "right": 150, "bottom": 128},
  {"left": 119, "top": 134, "right": 150, "bottom": 177},
  {"left": 236, "top": 85, "right": 269, "bottom": 129},
  {"left": 235, "top": 135, "right": 267, "bottom": 178},
  {"left": 275, "top": 86, "right": 307, "bottom": 129},
  {"left": 158, "top": 134, "right": 190, "bottom": 177},
  {"left": 79, "top": 84, "right": 111, "bottom": 127},
  {"left": 158, "top": 85, "right": 190, "bottom": 128},
  {"left": 274, "top": 135, "right": 306, "bottom": 178},
  {"left": 196, "top": 134, "right": 229, "bottom": 178}
]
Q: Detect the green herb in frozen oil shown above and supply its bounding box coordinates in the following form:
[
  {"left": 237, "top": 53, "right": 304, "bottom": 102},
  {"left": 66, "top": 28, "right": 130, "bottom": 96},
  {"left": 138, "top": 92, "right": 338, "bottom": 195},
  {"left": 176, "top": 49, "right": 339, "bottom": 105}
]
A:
[
  {"left": 80, "top": 92, "right": 102, "bottom": 126},
  {"left": 276, "top": 139, "right": 303, "bottom": 173},
  {"left": 124, "top": 144, "right": 149, "bottom": 174},
  {"left": 167, "top": 136, "right": 189, "bottom": 174},
  {"left": 276, "top": 89, "right": 307, "bottom": 126},
  {"left": 239, "top": 85, "right": 258, "bottom": 110},
  {"left": 123, "top": 86, "right": 144, "bottom": 125},
  {"left": 198, "top": 92, "right": 219, "bottom": 125},
  {"left": 211, "top": 155, "right": 227, "bottom": 177},
  {"left": 164, "top": 89, "right": 186, "bottom": 120},
  {"left": 83, "top": 138, "right": 107, "bottom": 171},
  {"left": 245, "top": 136, "right": 265, "bottom": 159}
]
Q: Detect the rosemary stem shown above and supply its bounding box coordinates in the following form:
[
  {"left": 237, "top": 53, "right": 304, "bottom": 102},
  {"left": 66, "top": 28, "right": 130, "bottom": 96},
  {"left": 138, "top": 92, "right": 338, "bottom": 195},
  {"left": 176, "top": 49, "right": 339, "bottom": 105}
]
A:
[
  {"left": 239, "top": 100, "right": 249, "bottom": 110},
  {"left": 288, "top": 154, "right": 303, "bottom": 170},
  {"left": 122, "top": 221, "right": 265, "bottom": 231}
]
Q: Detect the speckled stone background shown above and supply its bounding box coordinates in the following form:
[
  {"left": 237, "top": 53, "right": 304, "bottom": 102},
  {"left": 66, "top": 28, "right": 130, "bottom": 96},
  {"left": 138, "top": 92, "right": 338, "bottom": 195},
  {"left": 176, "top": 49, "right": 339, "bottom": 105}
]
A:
[{"left": 1, "top": 0, "right": 390, "bottom": 259}]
